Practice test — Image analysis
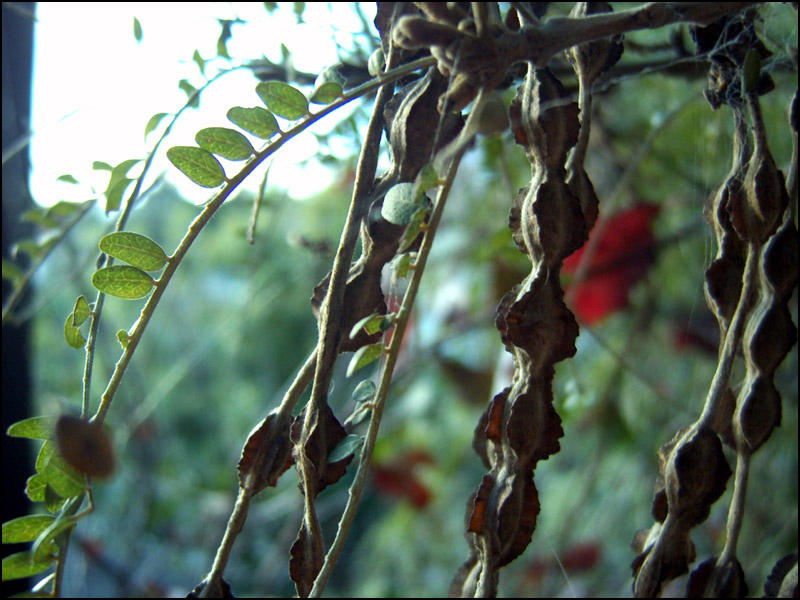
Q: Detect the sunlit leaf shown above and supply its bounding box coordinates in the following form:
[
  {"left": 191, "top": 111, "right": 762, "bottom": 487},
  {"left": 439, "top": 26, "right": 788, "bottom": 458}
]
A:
[
  {"left": 352, "top": 380, "right": 376, "bottom": 403},
  {"left": 167, "top": 146, "right": 226, "bottom": 188},
  {"left": 328, "top": 434, "right": 364, "bottom": 462},
  {"left": 256, "top": 81, "right": 309, "bottom": 120},
  {"left": 310, "top": 82, "right": 343, "bottom": 105},
  {"left": 1, "top": 550, "right": 54, "bottom": 581},
  {"left": 227, "top": 106, "right": 280, "bottom": 139},
  {"left": 2, "top": 515, "right": 55, "bottom": 544},
  {"left": 92, "top": 265, "right": 155, "bottom": 299},
  {"left": 44, "top": 484, "right": 65, "bottom": 514},
  {"left": 195, "top": 127, "right": 255, "bottom": 161},
  {"left": 133, "top": 16, "right": 142, "bottom": 42},
  {"left": 393, "top": 252, "right": 416, "bottom": 279},
  {"left": 56, "top": 174, "right": 79, "bottom": 184},
  {"left": 144, "top": 112, "right": 169, "bottom": 139},
  {"left": 7, "top": 416, "right": 56, "bottom": 440},
  {"left": 346, "top": 342, "right": 385, "bottom": 377},
  {"left": 93, "top": 160, "right": 113, "bottom": 171},
  {"left": 46, "top": 199, "right": 91, "bottom": 219},
  {"left": 70, "top": 295, "right": 92, "bottom": 327},
  {"left": 99, "top": 232, "right": 168, "bottom": 271},
  {"left": 414, "top": 163, "right": 441, "bottom": 194}
]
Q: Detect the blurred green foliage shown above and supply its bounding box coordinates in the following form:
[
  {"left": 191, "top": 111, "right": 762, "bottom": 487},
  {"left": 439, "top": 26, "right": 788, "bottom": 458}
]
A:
[{"left": 13, "top": 2, "right": 797, "bottom": 597}]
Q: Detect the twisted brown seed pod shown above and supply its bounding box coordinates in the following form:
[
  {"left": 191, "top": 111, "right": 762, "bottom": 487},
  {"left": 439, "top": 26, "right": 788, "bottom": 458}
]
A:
[{"left": 451, "top": 64, "right": 586, "bottom": 598}]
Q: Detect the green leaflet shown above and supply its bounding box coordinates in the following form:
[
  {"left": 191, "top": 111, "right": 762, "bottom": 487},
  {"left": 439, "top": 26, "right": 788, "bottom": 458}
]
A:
[
  {"left": 25, "top": 474, "right": 47, "bottom": 502},
  {"left": 310, "top": 82, "right": 343, "bottom": 105},
  {"left": 2, "top": 515, "right": 55, "bottom": 544},
  {"left": 227, "top": 106, "right": 279, "bottom": 139},
  {"left": 35, "top": 441, "right": 86, "bottom": 500},
  {"left": 256, "top": 81, "right": 309, "bottom": 120},
  {"left": 328, "top": 434, "right": 364, "bottom": 462},
  {"left": 195, "top": 127, "right": 255, "bottom": 161},
  {"left": 70, "top": 295, "right": 92, "bottom": 327},
  {"left": 64, "top": 315, "right": 86, "bottom": 349},
  {"left": 352, "top": 380, "right": 376, "bottom": 403},
  {"left": 99, "top": 232, "right": 168, "bottom": 272},
  {"left": 167, "top": 146, "right": 226, "bottom": 188},
  {"left": 346, "top": 342, "right": 385, "bottom": 377},
  {"left": 92, "top": 265, "right": 155, "bottom": 300},
  {"left": 7, "top": 416, "right": 56, "bottom": 441},
  {"left": 382, "top": 182, "right": 419, "bottom": 226},
  {"left": 1, "top": 550, "right": 54, "bottom": 581},
  {"left": 144, "top": 112, "right": 169, "bottom": 139}
]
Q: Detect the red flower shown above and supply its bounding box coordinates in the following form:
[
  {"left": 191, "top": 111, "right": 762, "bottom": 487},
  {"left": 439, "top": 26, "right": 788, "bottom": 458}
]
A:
[{"left": 563, "top": 204, "right": 660, "bottom": 325}]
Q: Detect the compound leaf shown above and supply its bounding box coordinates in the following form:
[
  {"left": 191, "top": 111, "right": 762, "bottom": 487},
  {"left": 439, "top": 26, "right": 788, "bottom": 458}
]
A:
[{"left": 7, "top": 416, "right": 56, "bottom": 441}]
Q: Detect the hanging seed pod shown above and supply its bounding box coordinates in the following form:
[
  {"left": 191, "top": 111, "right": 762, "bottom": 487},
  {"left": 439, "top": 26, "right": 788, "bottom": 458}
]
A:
[
  {"left": 55, "top": 414, "right": 115, "bottom": 479},
  {"left": 686, "top": 555, "right": 749, "bottom": 598}
]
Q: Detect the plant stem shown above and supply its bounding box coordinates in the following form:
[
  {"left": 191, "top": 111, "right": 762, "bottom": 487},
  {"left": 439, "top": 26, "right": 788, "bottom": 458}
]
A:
[
  {"left": 717, "top": 451, "right": 751, "bottom": 566},
  {"left": 308, "top": 90, "right": 483, "bottom": 596}
]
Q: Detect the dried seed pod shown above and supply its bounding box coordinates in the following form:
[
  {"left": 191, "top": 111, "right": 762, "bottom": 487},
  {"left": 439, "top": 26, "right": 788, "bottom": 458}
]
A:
[
  {"left": 686, "top": 555, "right": 749, "bottom": 598},
  {"left": 393, "top": 15, "right": 462, "bottom": 50},
  {"left": 664, "top": 426, "right": 731, "bottom": 524},
  {"left": 566, "top": 2, "right": 623, "bottom": 87}
]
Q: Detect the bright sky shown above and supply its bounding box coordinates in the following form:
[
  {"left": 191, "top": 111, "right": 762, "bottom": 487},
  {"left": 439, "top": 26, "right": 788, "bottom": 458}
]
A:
[{"left": 30, "top": 2, "right": 376, "bottom": 207}]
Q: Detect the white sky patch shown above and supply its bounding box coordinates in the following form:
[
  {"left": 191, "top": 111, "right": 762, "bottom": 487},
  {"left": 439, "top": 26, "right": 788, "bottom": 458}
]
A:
[{"left": 29, "top": 2, "right": 376, "bottom": 207}]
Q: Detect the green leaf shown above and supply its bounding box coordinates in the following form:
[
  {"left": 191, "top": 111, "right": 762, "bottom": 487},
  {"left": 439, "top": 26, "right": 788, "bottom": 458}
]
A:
[
  {"left": 310, "top": 81, "right": 343, "bottom": 105},
  {"left": 92, "top": 160, "right": 113, "bottom": 171},
  {"left": 64, "top": 315, "right": 86, "bottom": 349},
  {"left": 397, "top": 205, "right": 429, "bottom": 253},
  {"left": 133, "top": 16, "right": 142, "bottom": 42},
  {"left": 92, "top": 265, "right": 155, "bottom": 299},
  {"left": 328, "top": 434, "right": 364, "bottom": 462},
  {"left": 7, "top": 416, "right": 56, "bottom": 440},
  {"left": 192, "top": 49, "right": 205, "bottom": 74},
  {"left": 25, "top": 474, "right": 47, "bottom": 502},
  {"left": 226, "top": 106, "right": 280, "bottom": 139},
  {"left": 414, "top": 163, "right": 441, "bottom": 194},
  {"left": 346, "top": 342, "right": 385, "bottom": 377},
  {"left": 2, "top": 259, "right": 24, "bottom": 284},
  {"left": 256, "top": 81, "right": 309, "bottom": 120},
  {"left": 36, "top": 441, "right": 86, "bottom": 499},
  {"left": 47, "top": 199, "right": 90, "bottom": 219},
  {"left": 32, "top": 515, "right": 75, "bottom": 563},
  {"left": 56, "top": 174, "right": 79, "bottom": 184},
  {"left": 393, "top": 252, "right": 416, "bottom": 279},
  {"left": 117, "top": 330, "right": 131, "bottom": 349},
  {"left": 382, "top": 182, "right": 419, "bottom": 225},
  {"left": 352, "top": 380, "right": 376, "bottom": 403},
  {"left": 350, "top": 312, "right": 391, "bottom": 339},
  {"left": 195, "top": 127, "right": 255, "bottom": 161},
  {"left": 167, "top": 146, "right": 226, "bottom": 188},
  {"left": 3, "top": 515, "right": 55, "bottom": 544},
  {"left": 99, "top": 232, "right": 168, "bottom": 271},
  {"left": 368, "top": 48, "right": 385, "bottom": 77},
  {"left": 144, "top": 112, "right": 169, "bottom": 139},
  {"left": 104, "top": 178, "right": 131, "bottom": 213},
  {"left": 1, "top": 551, "right": 54, "bottom": 581},
  {"left": 178, "top": 79, "right": 200, "bottom": 107},
  {"left": 44, "top": 484, "right": 65, "bottom": 513},
  {"left": 70, "top": 295, "right": 92, "bottom": 327}
]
